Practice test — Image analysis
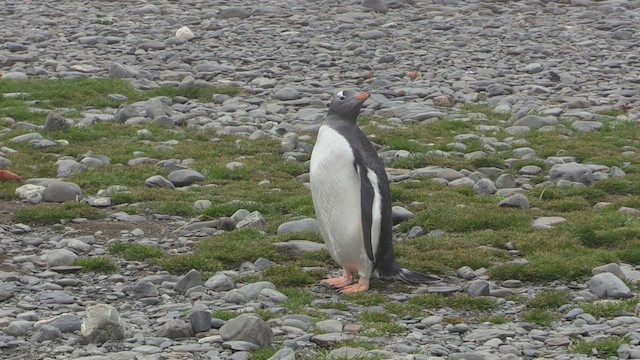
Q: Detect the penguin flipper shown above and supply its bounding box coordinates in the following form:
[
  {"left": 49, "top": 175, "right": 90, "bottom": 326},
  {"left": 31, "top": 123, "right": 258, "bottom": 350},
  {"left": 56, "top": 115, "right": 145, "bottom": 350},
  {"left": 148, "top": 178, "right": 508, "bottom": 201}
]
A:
[{"left": 355, "top": 163, "right": 375, "bottom": 262}]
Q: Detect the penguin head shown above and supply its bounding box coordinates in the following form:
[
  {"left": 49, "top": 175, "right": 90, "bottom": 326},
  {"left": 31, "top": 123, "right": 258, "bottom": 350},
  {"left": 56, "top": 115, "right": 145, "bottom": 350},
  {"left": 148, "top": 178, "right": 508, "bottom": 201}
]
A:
[{"left": 327, "top": 90, "right": 370, "bottom": 121}]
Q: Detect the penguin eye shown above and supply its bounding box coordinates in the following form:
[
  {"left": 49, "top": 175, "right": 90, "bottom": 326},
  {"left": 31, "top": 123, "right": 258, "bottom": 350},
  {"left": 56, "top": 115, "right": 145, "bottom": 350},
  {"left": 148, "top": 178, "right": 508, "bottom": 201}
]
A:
[
  {"left": 336, "top": 91, "right": 346, "bottom": 101},
  {"left": 339, "top": 95, "right": 346, "bottom": 101}
]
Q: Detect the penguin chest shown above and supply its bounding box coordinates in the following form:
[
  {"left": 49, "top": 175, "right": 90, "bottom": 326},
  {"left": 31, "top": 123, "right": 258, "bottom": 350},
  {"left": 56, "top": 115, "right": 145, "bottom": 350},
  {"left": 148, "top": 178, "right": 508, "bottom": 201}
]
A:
[{"left": 310, "top": 126, "right": 373, "bottom": 271}]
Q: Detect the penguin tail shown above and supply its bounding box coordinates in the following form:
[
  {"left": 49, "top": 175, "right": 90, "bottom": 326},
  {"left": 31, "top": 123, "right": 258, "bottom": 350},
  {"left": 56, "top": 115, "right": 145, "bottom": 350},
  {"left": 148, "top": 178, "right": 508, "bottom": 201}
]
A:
[
  {"left": 378, "top": 261, "right": 442, "bottom": 285},
  {"left": 395, "top": 267, "right": 442, "bottom": 285}
]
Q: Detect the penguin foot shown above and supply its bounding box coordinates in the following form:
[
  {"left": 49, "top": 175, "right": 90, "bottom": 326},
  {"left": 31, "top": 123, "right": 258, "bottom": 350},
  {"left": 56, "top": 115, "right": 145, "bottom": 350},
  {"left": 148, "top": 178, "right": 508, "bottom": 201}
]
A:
[
  {"left": 340, "top": 278, "right": 369, "bottom": 294},
  {"left": 321, "top": 276, "right": 353, "bottom": 289}
]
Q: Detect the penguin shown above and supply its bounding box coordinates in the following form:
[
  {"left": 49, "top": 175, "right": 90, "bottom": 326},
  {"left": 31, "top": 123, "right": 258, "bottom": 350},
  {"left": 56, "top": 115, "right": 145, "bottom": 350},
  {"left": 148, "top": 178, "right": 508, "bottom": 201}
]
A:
[{"left": 310, "top": 90, "right": 441, "bottom": 293}]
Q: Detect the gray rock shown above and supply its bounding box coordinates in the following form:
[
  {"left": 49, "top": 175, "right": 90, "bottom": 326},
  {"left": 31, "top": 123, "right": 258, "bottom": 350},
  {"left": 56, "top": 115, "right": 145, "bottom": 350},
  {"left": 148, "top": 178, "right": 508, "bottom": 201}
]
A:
[
  {"left": 315, "top": 319, "right": 343, "bottom": 333},
  {"left": 274, "top": 87, "right": 301, "bottom": 101},
  {"left": 56, "top": 159, "right": 87, "bottom": 178},
  {"left": 219, "top": 314, "right": 273, "bottom": 348},
  {"left": 81, "top": 304, "right": 125, "bottom": 343},
  {"left": 47, "top": 248, "right": 78, "bottom": 267},
  {"left": 156, "top": 319, "right": 193, "bottom": 339},
  {"left": 10, "top": 132, "right": 43, "bottom": 143},
  {"left": 167, "top": 169, "right": 205, "bottom": 187},
  {"left": 588, "top": 272, "right": 632, "bottom": 299},
  {"left": 205, "top": 274, "right": 235, "bottom": 291},
  {"left": 274, "top": 240, "right": 326, "bottom": 256},
  {"left": 466, "top": 280, "right": 491, "bottom": 297},
  {"left": 267, "top": 347, "right": 296, "bottom": 360},
  {"left": 361, "top": 0, "right": 389, "bottom": 12},
  {"left": 513, "top": 115, "right": 557, "bottom": 129},
  {"left": 43, "top": 112, "right": 69, "bottom": 132},
  {"left": 39, "top": 291, "right": 75, "bottom": 304},
  {"left": 108, "top": 63, "right": 137, "bottom": 78},
  {"left": 456, "top": 266, "right": 477, "bottom": 280},
  {"left": 258, "top": 288, "right": 288, "bottom": 304},
  {"left": 2, "top": 71, "right": 28, "bottom": 80},
  {"left": 42, "top": 181, "right": 82, "bottom": 202},
  {"left": 131, "top": 280, "right": 158, "bottom": 299},
  {"left": 145, "top": 175, "right": 175, "bottom": 189},
  {"left": 4, "top": 320, "right": 33, "bottom": 336},
  {"left": 114, "top": 104, "right": 139, "bottom": 123},
  {"left": 238, "top": 281, "right": 276, "bottom": 300},
  {"left": 498, "top": 194, "right": 530, "bottom": 209},
  {"left": 495, "top": 173, "right": 517, "bottom": 189},
  {"left": 392, "top": 206, "right": 413, "bottom": 225},
  {"left": 549, "top": 163, "right": 594, "bottom": 185},
  {"left": 174, "top": 269, "right": 203, "bottom": 294},
  {"left": 359, "top": 30, "right": 387, "bottom": 39},
  {"left": 277, "top": 218, "right": 320, "bottom": 234},
  {"left": 219, "top": 7, "right": 250, "bottom": 19},
  {"left": 34, "top": 314, "right": 81, "bottom": 333},
  {"left": 592, "top": 263, "right": 626, "bottom": 281},
  {"left": 572, "top": 120, "right": 603, "bottom": 132},
  {"left": 144, "top": 97, "right": 172, "bottom": 119},
  {"left": 224, "top": 290, "right": 248, "bottom": 304},
  {"left": 311, "top": 332, "right": 354, "bottom": 347},
  {"left": 235, "top": 211, "right": 266, "bottom": 230},
  {"left": 190, "top": 310, "right": 212, "bottom": 334},
  {"left": 532, "top": 216, "right": 567, "bottom": 230},
  {"left": 473, "top": 178, "right": 497, "bottom": 195},
  {"left": 31, "top": 324, "right": 61, "bottom": 342}
]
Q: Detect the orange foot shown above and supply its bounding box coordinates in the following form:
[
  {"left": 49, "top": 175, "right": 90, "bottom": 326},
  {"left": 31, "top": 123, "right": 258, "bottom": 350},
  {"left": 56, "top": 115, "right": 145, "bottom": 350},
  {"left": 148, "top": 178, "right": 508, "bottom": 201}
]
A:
[
  {"left": 340, "top": 278, "right": 369, "bottom": 294},
  {"left": 321, "top": 269, "right": 353, "bottom": 289},
  {"left": 321, "top": 276, "right": 352, "bottom": 288}
]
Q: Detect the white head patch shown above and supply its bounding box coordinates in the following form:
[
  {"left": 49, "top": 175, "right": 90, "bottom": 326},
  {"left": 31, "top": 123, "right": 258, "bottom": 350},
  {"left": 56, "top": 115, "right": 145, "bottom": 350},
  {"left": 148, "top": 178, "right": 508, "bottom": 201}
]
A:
[{"left": 336, "top": 91, "right": 346, "bottom": 101}]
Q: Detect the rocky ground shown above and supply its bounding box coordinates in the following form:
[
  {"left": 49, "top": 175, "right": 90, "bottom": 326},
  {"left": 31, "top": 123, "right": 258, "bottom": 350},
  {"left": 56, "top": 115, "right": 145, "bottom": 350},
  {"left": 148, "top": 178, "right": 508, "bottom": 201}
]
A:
[{"left": 1, "top": 0, "right": 640, "bottom": 359}]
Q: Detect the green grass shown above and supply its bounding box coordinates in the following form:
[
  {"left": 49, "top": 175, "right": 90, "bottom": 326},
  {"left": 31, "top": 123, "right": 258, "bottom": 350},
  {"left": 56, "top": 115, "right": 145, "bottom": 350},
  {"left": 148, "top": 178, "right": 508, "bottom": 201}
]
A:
[
  {"left": 263, "top": 264, "right": 324, "bottom": 287},
  {"left": 569, "top": 336, "right": 629, "bottom": 358},
  {"left": 108, "top": 242, "right": 166, "bottom": 261},
  {"left": 12, "top": 203, "right": 104, "bottom": 225},
  {"left": 528, "top": 290, "right": 571, "bottom": 309},
  {"left": 522, "top": 309, "right": 557, "bottom": 326},
  {"left": 578, "top": 299, "right": 639, "bottom": 318},
  {"left": 75, "top": 256, "right": 118, "bottom": 273}
]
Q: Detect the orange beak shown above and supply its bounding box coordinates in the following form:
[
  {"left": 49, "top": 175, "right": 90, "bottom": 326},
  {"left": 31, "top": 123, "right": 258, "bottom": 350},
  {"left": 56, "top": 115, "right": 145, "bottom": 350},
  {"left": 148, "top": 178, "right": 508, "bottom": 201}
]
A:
[{"left": 354, "top": 92, "right": 370, "bottom": 101}]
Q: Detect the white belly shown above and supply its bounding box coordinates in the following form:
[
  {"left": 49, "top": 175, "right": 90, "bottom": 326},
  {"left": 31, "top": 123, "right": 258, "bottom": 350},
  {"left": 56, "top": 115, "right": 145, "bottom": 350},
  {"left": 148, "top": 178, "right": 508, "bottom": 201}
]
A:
[{"left": 310, "top": 126, "right": 373, "bottom": 276}]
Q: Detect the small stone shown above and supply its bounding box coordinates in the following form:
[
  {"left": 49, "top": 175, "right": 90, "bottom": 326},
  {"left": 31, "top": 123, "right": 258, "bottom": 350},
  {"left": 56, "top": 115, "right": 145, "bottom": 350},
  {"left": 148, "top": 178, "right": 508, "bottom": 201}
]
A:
[
  {"left": 219, "top": 314, "right": 273, "bottom": 348},
  {"left": 235, "top": 211, "right": 266, "bottom": 230},
  {"left": 157, "top": 319, "right": 193, "bottom": 339},
  {"left": 315, "top": 319, "right": 343, "bottom": 333},
  {"left": 190, "top": 310, "right": 212, "bottom": 334},
  {"left": 34, "top": 314, "right": 81, "bottom": 333},
  {"left": 131, "top": 280, "right": 158, "bottom": 299},
  {"left": 392, "top": 206, "right": 413, "bottom": 225},
  {"left": 456, "top": 266, "right": 477, "bottom": 280},
  {"left": 175, "top": 26, "right": 195, "bottom": 41},
  {"left": 498, "top": 194, "right": 530, "bottom": 209},
  {"left": 276, "top": 218, "right": 319, "bottom": 234},
  {"left": 47, "top": 248, "right": 78, "bottom": 267},
  {"left": 588, "top": 272, "right": 632, "bottom": 299},
  {"left": 42, "top": 181, "right": 83, "bottom": 202},
  {"left": 205, "top": 274, "right": 235, "bottom": 291},
  {"left": 44, "top": 112, "right": 69, "bottom": 132},
  {"left": 108, "top": 63, "right": 137, "bottom": 78},
  {"left": 258, "top": 288, "right": 288, "bottom": 304},
  {"left": 532, "top": 216, "right": 567, "bottom": 230},
  {"left": 167, "top": 169, "right": 205, "bottom": 187},
  {"left": 31, "top": 324, "right": 62, "bottom": 342},
  {"left": 274, "top": 87, "right": 301, "bottom": 101},
  {"left": 81, "top": 304, "right": 125, "bottom": 343},
  {"left": 174, "top": 269, "right": 203, "bottom": 294},
  {"left": 466, "top": 280, "right": 491, "bottom": 297}
]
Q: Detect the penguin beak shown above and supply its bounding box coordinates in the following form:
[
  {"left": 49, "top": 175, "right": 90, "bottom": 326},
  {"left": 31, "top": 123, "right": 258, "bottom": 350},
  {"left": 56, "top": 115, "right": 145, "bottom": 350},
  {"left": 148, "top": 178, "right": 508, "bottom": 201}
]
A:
[{"left": 354, "top": 92, "right": 370, "bottom": 101}]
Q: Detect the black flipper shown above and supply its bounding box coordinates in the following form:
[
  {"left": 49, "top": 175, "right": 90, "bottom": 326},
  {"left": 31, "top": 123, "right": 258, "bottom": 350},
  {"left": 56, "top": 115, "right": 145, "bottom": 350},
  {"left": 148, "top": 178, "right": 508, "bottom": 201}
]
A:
[{"left": 355, "top": 162, "right": 375, "bottom": 262}]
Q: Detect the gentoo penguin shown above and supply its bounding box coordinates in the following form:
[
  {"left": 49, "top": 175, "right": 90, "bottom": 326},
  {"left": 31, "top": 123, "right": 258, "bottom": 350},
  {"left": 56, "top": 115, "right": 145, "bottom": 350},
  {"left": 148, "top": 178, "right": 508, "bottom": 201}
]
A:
[{"left": 310, "top": 90, "right": 441, "bottom": 293}]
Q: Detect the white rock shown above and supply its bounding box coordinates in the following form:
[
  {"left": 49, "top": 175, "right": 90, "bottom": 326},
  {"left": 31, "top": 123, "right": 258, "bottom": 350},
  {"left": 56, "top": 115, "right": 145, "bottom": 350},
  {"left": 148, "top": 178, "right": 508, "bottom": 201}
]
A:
[{"left": 175, "top": 26, "right": 195, "bottom": 40}]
